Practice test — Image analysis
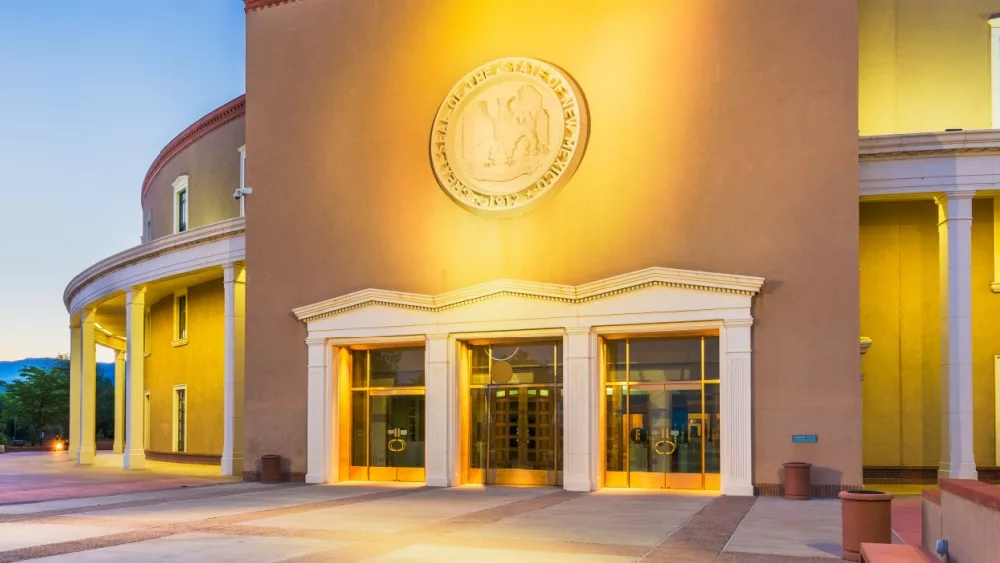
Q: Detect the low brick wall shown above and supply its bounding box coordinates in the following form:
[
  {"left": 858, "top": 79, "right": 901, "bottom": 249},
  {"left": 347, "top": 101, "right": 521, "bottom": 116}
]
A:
[
  {"left": 923, "top": 479, "right": 1000, "bottom": 562},
  {"left": 242, "top": 471, "right": 306, "bottom": 483},
  {"left": 864, "top": 466, "right": 1000, "bottom": 485},
  {"left": 754, "top": 482, "right": 861, "bottom": 499}
]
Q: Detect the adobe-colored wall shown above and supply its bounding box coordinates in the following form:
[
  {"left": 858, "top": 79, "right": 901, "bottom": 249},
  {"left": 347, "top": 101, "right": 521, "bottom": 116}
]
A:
[
  {"left": 859, "top": 0, "right": 996, "bottom": 135},
  {"left": 141, "top": 116, "right": 244, "bottom": 241},
  {"left": 144, "top": 278, "right": 225, "bottom": 454},
  {"left": 245, "top": 0, "right": 861, "bottom": 484},
  {"left": 860, "top": 200, "right": 998, "bottom": 467}
]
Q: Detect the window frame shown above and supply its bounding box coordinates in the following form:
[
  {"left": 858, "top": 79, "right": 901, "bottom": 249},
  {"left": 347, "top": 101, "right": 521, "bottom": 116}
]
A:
[
  {"left": 172, "top": 384, "right": 188, "bottom": 453},
  {"left": 172, "top": 288, "right": 188, "bottom": 347},
  {"left": 143, "top": 306, "right": 152, "bottom": 357},
  {"left": 172, "top": 175, "right": 189, "bottom": 234}
]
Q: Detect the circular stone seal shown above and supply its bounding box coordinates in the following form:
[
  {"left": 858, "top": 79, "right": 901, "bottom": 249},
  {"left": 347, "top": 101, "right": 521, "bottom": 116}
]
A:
[{"left": 430, "top": 57, "right": 589, "bottom": 218}]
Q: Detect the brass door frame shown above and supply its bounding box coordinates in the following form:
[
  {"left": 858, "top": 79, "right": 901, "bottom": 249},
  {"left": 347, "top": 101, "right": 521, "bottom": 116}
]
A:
[
  {"left": 461, "top": 340, "right": 563, "bottom": 487},
  {"left": 347, "top": 348, "right": 427, "bottom": 483},
  {"left": 601, "top": 336, "right": 720, "bottom": 491}
]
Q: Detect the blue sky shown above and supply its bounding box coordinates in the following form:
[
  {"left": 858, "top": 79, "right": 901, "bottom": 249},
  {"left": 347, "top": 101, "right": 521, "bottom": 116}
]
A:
[{"left": 0, "top": 1, "right": 245, "bottom": 361}]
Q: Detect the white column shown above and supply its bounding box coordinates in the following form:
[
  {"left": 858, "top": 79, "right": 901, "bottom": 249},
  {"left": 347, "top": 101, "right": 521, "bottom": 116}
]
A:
[
  {"left": 76, "top": 308, "right": 97, "bottom": 465},
  {"left": 425, "top": 334, "right": 455, "bottom": 487},
  {"left": 68, "top": 320, "right": 81, "bottom": 456},
  {"left": 563, "top": 327, "right": 598, "bottom": 491},
  {"left": 721, "top": 318, "right": 753, "bottom": 496},
  {"left": 305, "top": 338, "right": 330, "bottom": 483},
  {"left": 936, "top": 192, "right": 978, "bottom": 480},
  {"left": 124, "top": 287, "right": 146, "bottom": 469},
  {"left": 112, "top": 349, "right": 125, "bottom": 454},
  {"left": 221, "top": 262, "right": 246, "bottom": 476}
]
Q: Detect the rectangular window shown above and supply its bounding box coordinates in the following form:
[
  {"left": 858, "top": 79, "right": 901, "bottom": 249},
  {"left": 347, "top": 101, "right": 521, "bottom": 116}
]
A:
[
  {"left": 172, "top": 289, "right": 188, "bottom": 346},
  {"left": 172, "top": 175, "right": 189, "bottom": 234},
  {"left": 177, "top": 190, "right": 187, "bottom": 232},
  {"left": 173, "top": 385, "right": 187, "bottom": 453},
  {"left": 144, "top": 391, "right": 150, "bottom": 449},
  {"left": 144, "top": 210, "right": 152, "bottom": 243},
  {"left": 177, "top": 295, "right": 187, "bottom": 338},
  {"left": 143, "top": 308, "right": 151, "bottom": 356}
]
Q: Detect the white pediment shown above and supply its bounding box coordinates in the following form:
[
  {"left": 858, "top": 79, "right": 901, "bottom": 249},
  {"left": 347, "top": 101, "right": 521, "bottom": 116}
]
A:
[{"left": 295, "top": 267, "right": 764, "bottom": 337}]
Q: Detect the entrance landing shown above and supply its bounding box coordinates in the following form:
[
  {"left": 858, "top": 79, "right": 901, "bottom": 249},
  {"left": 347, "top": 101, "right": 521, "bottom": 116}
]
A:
[{"left": 0, "top": 451, "right": 235, "bottom": 505}]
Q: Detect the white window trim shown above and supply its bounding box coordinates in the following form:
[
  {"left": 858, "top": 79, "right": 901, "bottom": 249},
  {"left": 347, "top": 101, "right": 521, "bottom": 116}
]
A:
[
  {"left": 172, "top": 384, "right": 188, "bottom": 453},
  {"left": 238, "top": 145, "right": 247, "bottom": 217},
  {"left": 143, "top": 306, "right": 152, "bottom": 357},
  {"left": 172, "top": 288, "right": 189, "bottom": 347},
  {"left": 990, "top": 16, "right": 1000, "bottom": 128},
  {"left": 144, "top": 391, "right": 151, "bottom": 450},
  {"left": 172, "top": 175, "right": 189, "bottom": 234},
  {"left": 995, "top": 355, "right": 1000, "bottom": 466}
]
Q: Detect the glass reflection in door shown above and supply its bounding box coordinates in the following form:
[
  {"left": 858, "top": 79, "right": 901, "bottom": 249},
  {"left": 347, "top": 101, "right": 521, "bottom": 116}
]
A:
[
  {"left": 349, "top": 347, "right": 426, "bottom": 482},
  {"left": 604, "top": 336, "right": 720, "bottom": 490}
]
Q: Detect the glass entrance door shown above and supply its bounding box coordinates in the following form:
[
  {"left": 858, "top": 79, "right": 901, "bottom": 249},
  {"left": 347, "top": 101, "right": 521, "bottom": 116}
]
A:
[
  {"left": 467, "top": 341, "right": 563, "bottom": 486},
  {"left": 604, "top": 336, "right": 721, "bottom": 490},
  {"left": 350, "top": 347, "right": 426, "bottom": 482},
  {"left": 366, "top": 392, "right": 425, "bottom": 482}
]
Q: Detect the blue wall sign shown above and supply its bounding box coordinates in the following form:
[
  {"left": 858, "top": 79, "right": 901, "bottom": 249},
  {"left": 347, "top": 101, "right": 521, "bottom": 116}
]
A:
[{"left": 792, "top": 435, "right": 818, "bottom": 443}]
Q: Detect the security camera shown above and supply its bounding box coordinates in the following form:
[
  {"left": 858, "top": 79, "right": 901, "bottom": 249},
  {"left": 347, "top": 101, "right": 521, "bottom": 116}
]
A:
[{"left": 233, "top": 188, "right": 242, "bottom": 200}]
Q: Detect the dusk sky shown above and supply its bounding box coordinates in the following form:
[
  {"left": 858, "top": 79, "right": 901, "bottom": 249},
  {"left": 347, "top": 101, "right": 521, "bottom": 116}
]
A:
[{"left": 0, "top": 1, "right": 245, "bottom": 362}]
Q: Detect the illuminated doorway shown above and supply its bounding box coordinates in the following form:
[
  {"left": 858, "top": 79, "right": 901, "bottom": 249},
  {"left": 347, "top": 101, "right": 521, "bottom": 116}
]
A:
[
  {"left": 604, "top": 335, "right": 720, "bottom": 490},
  {"left": 348, "top": 347, "right": 426, "bottom": 482},
  {"left": 464, "top": 340, "right": 563, "bottom": 486}
]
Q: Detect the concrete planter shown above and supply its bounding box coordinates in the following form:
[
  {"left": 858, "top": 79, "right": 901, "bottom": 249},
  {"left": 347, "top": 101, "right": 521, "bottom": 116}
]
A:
[{"left": 838, "top": 489, "right": 894, "bottom": 561}]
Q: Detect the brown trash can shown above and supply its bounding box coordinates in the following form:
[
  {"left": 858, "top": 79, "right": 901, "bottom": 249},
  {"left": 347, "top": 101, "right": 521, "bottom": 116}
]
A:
[
  {"left": 261, "top": 454, "right": 282, "bottom": 484},
  {"left": 838, "top": 489, "right": 894, "bottom": 561},
  {"left": 782, "top": 462, "right": 812, "bottom": 500}
]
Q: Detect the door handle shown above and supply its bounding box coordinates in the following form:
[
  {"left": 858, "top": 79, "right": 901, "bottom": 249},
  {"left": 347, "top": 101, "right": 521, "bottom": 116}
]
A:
[{"left": 653, "top": 440, "right": 676, "bottom": 455}]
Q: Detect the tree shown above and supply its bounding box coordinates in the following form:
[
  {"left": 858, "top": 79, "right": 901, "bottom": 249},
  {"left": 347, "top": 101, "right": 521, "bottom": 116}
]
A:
[
  {"left": 95, "top": 368, "right": 114, "bottom": 439},
  {"left": 2, "top": 359, "right": 69, "bottom": 445}
]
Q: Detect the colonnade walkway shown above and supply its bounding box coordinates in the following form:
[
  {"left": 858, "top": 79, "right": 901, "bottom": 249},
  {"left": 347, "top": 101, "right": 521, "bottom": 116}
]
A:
[{"left": 0, "top": 461, "right": 851, "bottom": 562}]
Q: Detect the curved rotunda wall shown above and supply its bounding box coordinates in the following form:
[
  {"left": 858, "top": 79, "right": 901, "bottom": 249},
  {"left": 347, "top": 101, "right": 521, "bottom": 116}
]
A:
[{"left": 141, "top": 106, "right": 245, "bottom": 241}]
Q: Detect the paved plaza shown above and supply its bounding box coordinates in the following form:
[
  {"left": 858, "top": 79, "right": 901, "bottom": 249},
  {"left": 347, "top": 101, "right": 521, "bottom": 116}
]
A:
[
  {"left": 0, "top": 452, "right": 234, "bottom": 505},
  {"left": 0, "top": 452, "right": 851, "bottom": 562}
]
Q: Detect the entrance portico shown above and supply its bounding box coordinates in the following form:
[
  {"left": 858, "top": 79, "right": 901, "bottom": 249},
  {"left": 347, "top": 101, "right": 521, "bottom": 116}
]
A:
[{"left": 296, "top": 266, "right": 764, "bottom": 496}]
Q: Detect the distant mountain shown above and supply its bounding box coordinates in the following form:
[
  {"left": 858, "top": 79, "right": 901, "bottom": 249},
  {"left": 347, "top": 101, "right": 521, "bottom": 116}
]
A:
[{"left": 0, "top": 357, "right": 115, "bottom": 384}]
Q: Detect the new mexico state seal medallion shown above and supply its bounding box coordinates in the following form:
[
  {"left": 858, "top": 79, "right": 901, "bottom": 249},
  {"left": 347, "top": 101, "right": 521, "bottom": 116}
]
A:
[{"left": 430, "top": 58, "right": 589, "bottom": 218}]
